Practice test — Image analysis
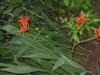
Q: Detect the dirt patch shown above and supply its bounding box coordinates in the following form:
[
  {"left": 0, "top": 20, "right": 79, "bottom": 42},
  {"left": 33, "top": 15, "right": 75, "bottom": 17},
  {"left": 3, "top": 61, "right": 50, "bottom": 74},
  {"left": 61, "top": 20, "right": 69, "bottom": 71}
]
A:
[{"left": 73, "top": 41, "right": 100, "bottom": 75}]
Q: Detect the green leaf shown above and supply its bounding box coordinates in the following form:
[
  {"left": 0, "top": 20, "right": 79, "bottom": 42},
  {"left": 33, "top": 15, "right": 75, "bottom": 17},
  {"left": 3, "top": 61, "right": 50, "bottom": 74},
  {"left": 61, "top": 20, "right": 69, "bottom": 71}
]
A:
[
  {"left": 62, "top": 55, "right": 85, "bottom": 69},
  {"left": 21, "top": 53, "right": 58, "bottom": 59},
  {"left": 53, "top": 55, "right": 85, "bottom": 72},
  {"left": 41, "top": 12, "right": 59, "bottom": 31},
  {"left": 52, "top": 57, "right": 64, "bottom": 71},
  {"left": 0, "top": 63, "right": 15, "bottom": 67},
  {"left": 0, "top": 65, "right": 45, "bottom": 74},
  {"left": 64, "top": 0, "right": 69, "bottom": 6},
  {"left": 3, "top": 25, "right": 18, "bottom": 34},
  {"left": 72, "top": 33, "right": 80, "bottom": 42},
  {"left": 0, "top": 71, "right": 15, "bottom": 75}
]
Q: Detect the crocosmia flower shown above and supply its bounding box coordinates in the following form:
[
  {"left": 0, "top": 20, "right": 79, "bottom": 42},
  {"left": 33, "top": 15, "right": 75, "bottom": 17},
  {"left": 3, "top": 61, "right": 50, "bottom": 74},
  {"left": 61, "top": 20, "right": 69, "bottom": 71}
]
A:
[
  {"left": 94, "top": 26, "right": 100, "bottom": 41},
  {"left": 94, "top": 26, "right": 100, "bottom": 36},
  {"left": 20, "top": 27, "right": 29, "bottom": 32},
  {"left": 76, "top": 16, "right": 87, "bottom": 24},
  {"left": 19, "top": 16, "right": 30, "bottom": 32}
]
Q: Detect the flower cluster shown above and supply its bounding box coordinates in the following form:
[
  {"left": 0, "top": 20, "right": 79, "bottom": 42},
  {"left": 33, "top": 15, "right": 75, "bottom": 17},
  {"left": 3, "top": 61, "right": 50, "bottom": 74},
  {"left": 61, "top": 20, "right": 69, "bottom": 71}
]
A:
[
  {"left": 75, "top": 15, "right": 100, "bottom": 37},
  {"left": 64, "top": 15, "right": 100, "bottom": 42},
  {"left": 75, "top": 15, "right": 87, "bottom": 30},
  {"left": 75, "top": 16, "right": 87, "bottom": 24}
]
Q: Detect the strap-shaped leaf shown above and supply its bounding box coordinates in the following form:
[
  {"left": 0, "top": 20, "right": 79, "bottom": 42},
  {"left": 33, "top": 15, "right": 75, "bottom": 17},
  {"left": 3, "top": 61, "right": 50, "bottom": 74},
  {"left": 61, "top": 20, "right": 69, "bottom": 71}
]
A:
[
  {"left": 52, "top": 57, "right": 65, "bottom": 71},
  {"left": 62, "top": 55, "right": 85, "bottom": 69},
  {"left": 21, "top": 53, "right": 58, "bottom": 59},
  {"left": 53, "top": 55, "right": 85, "bottom": 73},
  {"left": 0, "top": 65, "right": 45, "bottom": 74},
  {"left": 3, "top": 25, "right": 18, "bottom": 34}
]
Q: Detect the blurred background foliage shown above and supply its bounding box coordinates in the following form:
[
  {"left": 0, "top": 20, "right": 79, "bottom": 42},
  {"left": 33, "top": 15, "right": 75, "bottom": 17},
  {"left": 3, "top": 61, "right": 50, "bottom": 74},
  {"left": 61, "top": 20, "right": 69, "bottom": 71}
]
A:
[{"left": 0, "top": 0, "right": 98, "bottom": 75}]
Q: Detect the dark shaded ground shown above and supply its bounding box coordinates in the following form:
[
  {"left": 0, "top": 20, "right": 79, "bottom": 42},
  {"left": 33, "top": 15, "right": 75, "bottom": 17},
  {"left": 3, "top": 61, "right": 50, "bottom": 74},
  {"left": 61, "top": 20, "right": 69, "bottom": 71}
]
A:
[
  {"left": 73, "top": 41, "right": 100, "bottom": 70},
  {"left": 73, "top": 41, "right": 100, "bottom": 75},
  {"left": 81, "top": 41, "right": 100, "bottom": 71}
]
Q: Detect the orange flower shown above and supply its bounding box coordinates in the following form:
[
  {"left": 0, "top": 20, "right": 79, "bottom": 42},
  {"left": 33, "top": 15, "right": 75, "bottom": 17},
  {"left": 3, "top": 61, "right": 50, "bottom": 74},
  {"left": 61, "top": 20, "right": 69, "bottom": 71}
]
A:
[
  {"left": 94, "top": 26, "right": 100, "bottom": 41},
  {"left": 94, "top": 26, "right": 100, "bottom": 36},
  {"left": 19, "top": 16, "right": 30, "bottom": 32},
  {"left": 75, "top": 16, "right": 87, "bottom": 24},
  {"left": 19, "top": 16, "right": 30, "bottom": 25},
  {"left": 20, "top": 27, "right": 29, "bottom": 32}
]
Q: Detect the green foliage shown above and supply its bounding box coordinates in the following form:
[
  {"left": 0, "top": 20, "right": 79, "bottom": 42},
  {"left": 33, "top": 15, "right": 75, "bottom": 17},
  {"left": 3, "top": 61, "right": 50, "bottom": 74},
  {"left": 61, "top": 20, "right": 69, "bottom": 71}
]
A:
[
  {"left": 0, "top": 0, "right": 97, "bottom": 75},
  {"left": 63, "top": 0, "right": 92, "bottom": 11},
  {"left": 63, "top": 11, "right": 99, "bottom": 42},
  {"left": 0, "top": 10, "right": 86, "bottom": 75}
]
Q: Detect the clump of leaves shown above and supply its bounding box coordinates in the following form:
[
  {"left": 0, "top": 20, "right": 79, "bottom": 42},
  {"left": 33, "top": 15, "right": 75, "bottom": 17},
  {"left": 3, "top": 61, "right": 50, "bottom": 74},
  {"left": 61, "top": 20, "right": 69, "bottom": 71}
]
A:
[
  {"left": 0, "top": 9, "right": 87, "bottom": 75},
  {"left": 0, "top": 0, "right": 96, "bottom": 75},
  {"left": 63, "top": 11, "right": 100, "bottom": 42}
]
